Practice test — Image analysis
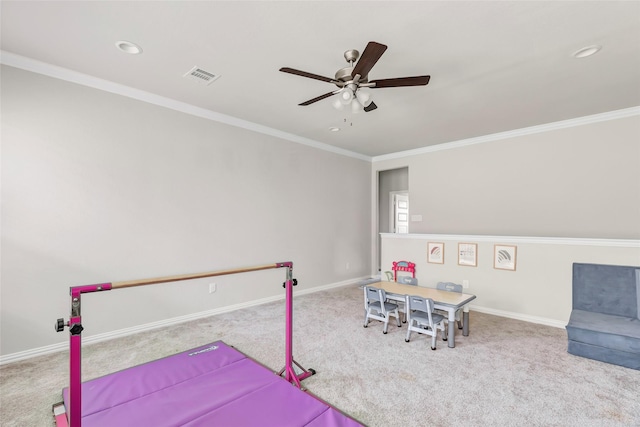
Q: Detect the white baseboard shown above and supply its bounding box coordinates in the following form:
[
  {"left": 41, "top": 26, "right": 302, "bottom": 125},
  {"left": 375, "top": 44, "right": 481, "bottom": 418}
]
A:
[
  {"left": 470, "top": 305, "right": 567, "bottom": 329},
  {"left": 0, "top": 277, "right": 567, "bottom": 365},
  {"left": 0, "top": 277, "right": 366, "bottom": 366}
]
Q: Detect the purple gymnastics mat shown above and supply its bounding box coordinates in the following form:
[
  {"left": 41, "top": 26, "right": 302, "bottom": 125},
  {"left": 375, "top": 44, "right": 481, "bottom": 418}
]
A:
[{"left": 61, "top": 340, "right": 363, "bottom": 426}]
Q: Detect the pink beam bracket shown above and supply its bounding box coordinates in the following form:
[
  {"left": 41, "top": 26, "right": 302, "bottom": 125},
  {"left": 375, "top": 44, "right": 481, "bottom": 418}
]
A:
[{"left": 65, "top": 283, "right": 112, "bottom": 427}]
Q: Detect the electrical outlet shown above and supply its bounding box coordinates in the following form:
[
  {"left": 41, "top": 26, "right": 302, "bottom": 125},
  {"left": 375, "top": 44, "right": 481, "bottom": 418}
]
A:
[
  {"left": 208, "top": 283, "right": 217, "bottom": 293},
  {"left": 462, "top": 280, "right": 469, "bottom": 289}
]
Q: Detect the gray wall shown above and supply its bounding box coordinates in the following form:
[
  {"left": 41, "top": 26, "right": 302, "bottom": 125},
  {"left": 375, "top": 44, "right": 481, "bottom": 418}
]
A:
[
  {"left": 374, "top": 113, "right": 640, "bottom": 326},
  {"left": 375, "top": 114, "right": 640, "bottom": 327},
  {"left": 373, "top": 114, "right": 640, "bottom": 240},
  {"left": 1, "top": 66, "right": 372, "bottom": 356},
  {"left": 2, "top": 62, "right": 639, "bottom": 358}
]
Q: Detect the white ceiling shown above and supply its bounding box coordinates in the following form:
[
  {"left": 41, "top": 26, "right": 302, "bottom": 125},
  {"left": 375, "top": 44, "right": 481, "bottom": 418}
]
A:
[{"left": 2, "top": 1, "right": 640, "bottom": 158}]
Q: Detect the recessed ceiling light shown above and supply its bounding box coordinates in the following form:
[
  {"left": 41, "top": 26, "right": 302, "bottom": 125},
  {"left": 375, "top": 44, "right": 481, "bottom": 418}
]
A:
[
  {"left": 115, "top": 40, "right": 143, "bottom": 55},
  {"left": 572, "top": 45, "right": 601, "bottom": 59},
  {"left": 329, "top": 127, "right": 340, "bottom": 132}
]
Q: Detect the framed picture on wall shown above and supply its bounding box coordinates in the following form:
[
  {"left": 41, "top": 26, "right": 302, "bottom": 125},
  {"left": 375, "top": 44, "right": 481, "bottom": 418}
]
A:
[
  {"left": 427, "top": 242, "right": 445, "bottom": 264},
  {"left": 494, "top": 244, "right": 517, "bottom": 271},
  {"left": 458, "top": 243, "right": 477, "bottom": 267}
]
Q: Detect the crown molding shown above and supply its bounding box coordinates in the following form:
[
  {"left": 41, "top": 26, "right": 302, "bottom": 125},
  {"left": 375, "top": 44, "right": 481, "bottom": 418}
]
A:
[
  {"left": 372, "top": 106, "right": 640, "bottom": 162},
  {"left": 3, "top": 51, "right": 638, "bottom": 165},
  {"left": 0, "top": 51, "right": 371, "bottom": 162}
]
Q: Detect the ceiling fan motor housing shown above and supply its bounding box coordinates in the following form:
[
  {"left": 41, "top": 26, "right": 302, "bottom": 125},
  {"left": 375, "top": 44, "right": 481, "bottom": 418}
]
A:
[
  {"left": 335, "top": 49, "right": 367, "bottom": 85},
  {"left": 335, "top": 67, "right": 366, "bottom": 84}
]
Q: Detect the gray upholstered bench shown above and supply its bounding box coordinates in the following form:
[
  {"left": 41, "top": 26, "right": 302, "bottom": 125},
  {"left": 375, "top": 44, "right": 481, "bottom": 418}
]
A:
[{"left": 566, "top": 263, "right": 640, "bottom": 370}]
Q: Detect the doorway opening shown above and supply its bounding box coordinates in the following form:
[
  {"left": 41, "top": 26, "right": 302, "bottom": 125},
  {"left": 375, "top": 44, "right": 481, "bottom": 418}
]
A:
[{"left": 377, "top": 167, "right": 408, "bottom": 272}]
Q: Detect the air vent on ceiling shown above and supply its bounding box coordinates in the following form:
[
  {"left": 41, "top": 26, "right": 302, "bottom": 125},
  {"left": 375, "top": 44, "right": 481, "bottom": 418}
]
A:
[{"left": 183, "top": 66, "right": 221, "bottom": 86}]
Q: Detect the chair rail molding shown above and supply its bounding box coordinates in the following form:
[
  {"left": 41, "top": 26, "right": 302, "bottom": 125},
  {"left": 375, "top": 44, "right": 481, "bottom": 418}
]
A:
[{"left": 380, "top": 233, "right": 640, "bottom": 248}]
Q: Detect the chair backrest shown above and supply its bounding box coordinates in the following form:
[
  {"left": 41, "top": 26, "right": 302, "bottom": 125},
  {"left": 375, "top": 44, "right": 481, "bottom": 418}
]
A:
[
  {"left": 392, "top": 260, "right": 416, "bottom": 281},
  {"left": 398, "top": 276, "right": 418, "bottom": 286},
  {"left": 406, "top": 295, "right": 435, "bottom": 322},
  {"left": 437, "top": 281, "right": 463, "bottom": 293},
  {"left": 364, "top": 286, "right": 386, "bottom": 304}
]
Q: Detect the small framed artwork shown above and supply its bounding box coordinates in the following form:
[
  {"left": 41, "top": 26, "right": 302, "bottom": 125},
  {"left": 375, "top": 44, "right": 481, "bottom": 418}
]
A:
[
  {"left": 458, "top": 243, "right": 477, "bottom": 267},
  {"left": 427, "top": 242, "right": 444, "bottom": 264},
  {"left": 494, "top": 244, "right": 517, "bottom": 271}
]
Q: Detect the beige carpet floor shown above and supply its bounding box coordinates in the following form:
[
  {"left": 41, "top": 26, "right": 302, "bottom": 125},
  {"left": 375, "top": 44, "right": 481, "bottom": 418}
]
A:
[{"left": 1, "top": 284, "right": 639, "bottom": 426}]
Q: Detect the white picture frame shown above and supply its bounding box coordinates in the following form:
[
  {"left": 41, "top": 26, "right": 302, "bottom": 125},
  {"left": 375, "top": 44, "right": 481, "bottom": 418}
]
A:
[
  {"left": 458, "top": 243, "right": 477, "bottom": 267},
  {"left": 427, "top": 242, "right": 444, "bottom": 264},
  {"left": 494, "top": 244, "right": 517, "bottom": 271}
]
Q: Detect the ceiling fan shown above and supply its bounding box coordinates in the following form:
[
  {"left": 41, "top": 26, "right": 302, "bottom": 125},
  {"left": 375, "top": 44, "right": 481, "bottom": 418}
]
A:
[{"left": 279, "top": 41, "right": 430, "bottom": 113}]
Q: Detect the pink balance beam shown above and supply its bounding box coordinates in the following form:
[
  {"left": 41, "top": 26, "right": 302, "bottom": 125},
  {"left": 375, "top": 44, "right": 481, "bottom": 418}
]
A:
[{"left": 55, "top": 262, "right": 358, "bottom": 426}]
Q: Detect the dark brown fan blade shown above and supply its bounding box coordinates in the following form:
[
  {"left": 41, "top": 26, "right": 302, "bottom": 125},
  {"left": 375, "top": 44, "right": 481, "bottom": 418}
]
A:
[
  {"left": 370, "top": 76, "right": 431, "bottom": 88},
  {"left": 364, "top": 101, "right": 377, "bottom": 112},
  {"left": 280, "top": 67, "right": 336, "bottom": 83},
  {"left": 351, "top": 42, "right": 387, "bottom": 79},
  {"left": 299, "top": 91, "right": 336, "bottom": 106}
]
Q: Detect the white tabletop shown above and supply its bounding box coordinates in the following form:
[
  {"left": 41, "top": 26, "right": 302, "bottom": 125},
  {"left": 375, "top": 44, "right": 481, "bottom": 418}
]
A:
[{"left": 376, "top": 281, "right": 476, "bottom": 308}]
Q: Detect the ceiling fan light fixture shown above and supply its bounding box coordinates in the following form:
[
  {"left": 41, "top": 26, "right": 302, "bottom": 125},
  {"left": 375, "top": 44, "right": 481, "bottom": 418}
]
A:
[
  {"left": 340, "top": 88, "right": 354, "bottom": 105},
  {"left": 332, "top": 98, "right": 345, "bottom": 110},
  {"left": 351, "top": 99, "right": 364, "bottom": 113},
  {"left": 356, "top": 90, "right": 372, "bottom": 107}
]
